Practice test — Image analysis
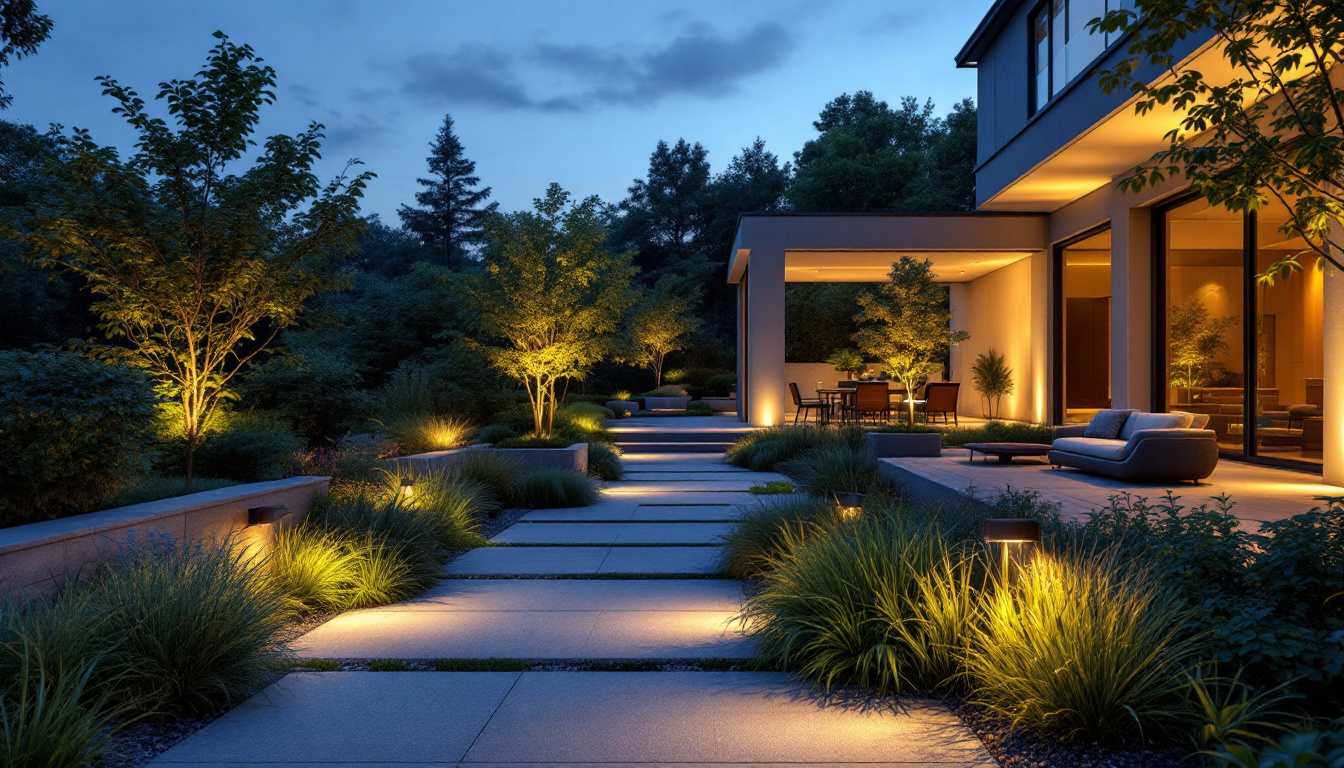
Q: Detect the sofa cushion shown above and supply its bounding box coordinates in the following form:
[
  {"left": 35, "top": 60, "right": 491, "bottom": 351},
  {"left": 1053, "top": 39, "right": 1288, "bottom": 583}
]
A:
[
  {"left": 1052, "top": 437, "right": 1129, "bottom": 461},
  {"left": 1118, "top": 411, "right": 1192, "bottom": 440},
  {"left": 1083, "top": 409, "right": 1133, "bottom": 439},
  {"left": 1173, "top": 411, "right": 1211, "bottom": 429}
]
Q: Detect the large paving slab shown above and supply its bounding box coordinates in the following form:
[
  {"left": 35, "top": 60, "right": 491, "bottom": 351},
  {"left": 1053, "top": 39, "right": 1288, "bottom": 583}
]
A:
[
  {"left": 492, "top": 521, "right": 733, "bottom": 545},
  {"left": 523, "top": 503, "right": 741, "bottom": 522},
  {"left": 154, "top": 672, "right": 991, "bottom": 767},
  {"left": 446, "top": 545, "right": 723, "bottom": 575},
  {"left": 608, "top": 477, "right": 783, "bottom": 493},
  {"left": 396, "top": 578, "right": 745, "bottom": 612},
  {"left": 599, "top": 490, "right": 767, "bottom": 505}
]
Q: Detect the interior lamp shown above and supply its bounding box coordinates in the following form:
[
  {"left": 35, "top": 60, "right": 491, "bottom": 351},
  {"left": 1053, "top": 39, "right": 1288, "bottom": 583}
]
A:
[
  {"left": 983, "top": 517, "right": 1040, "bottom": 584},
  {"left": 833, "top": 492, "right": 865, "bottom": 521}
]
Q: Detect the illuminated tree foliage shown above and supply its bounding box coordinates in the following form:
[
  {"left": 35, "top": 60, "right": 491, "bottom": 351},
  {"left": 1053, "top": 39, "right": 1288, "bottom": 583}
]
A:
[
  {"left": 0, "top": 0, "right": 52, "bottom": 110},
  {"left": 1168, "top": 297, "right": 1239, "bottom": 388},
  {"left": 19, "top": 32, "right": 372, "bottom": 483},
  {"left": 1094, "top": 0, "right": 1344, "bottom": 279},
  {"left": 469, "top": 184, "right": 637, "bottom": 437},
  {"left": 628, "top": 276, "right": 701, "bottom": 388},
  {"left": 854, "top": 257, "right": 968, "bottom": 428}
]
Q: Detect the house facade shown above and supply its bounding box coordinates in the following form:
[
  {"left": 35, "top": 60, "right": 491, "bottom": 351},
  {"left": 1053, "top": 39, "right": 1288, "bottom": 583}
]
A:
[{"left": 727, "top": 0, "right": 1343, "bottom": 483}]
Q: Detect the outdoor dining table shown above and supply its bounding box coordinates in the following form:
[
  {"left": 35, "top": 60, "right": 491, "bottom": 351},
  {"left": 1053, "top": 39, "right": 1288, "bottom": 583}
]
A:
[{"left": 814, "top": 386, "right": 922, "bottom": 425}]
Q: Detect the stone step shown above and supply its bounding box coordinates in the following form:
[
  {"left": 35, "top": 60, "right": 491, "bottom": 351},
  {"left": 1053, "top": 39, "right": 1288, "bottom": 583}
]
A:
[
  {"left": 610, "top": 430, "right": 748, "bottom": 443},
  {"left": 618, "top": 441, "right": 735, "bottom": 453}
]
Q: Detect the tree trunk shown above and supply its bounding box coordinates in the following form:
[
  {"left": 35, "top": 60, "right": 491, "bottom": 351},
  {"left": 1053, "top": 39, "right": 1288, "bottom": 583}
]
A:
[{"left": 653, "top": 355, "right": 664, "bottom": 389}]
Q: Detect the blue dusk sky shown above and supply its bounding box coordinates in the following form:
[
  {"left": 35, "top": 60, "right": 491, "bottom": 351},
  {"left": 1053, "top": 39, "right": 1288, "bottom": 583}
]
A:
[{"left": 4, "top": 0, "right": 987, "bottom": 219}]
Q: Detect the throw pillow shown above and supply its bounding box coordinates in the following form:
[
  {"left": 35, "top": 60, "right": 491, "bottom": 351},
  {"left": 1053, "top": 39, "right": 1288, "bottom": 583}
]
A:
[{"left": 1083, "top": 409, "right": 1132, "bottom": 439}]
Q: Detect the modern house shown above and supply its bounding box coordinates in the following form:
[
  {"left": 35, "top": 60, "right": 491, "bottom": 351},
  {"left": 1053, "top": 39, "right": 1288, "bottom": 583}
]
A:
[{"left": 727, "top": 0, "right": 1342, "bottom": 484}]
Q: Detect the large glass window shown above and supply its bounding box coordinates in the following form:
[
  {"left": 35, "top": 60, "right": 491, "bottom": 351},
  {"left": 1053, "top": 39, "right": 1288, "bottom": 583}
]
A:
[
  {"left": 1060, "top": 229, "right": 1112, "bottom": 423},
  {"left": 1160, "top": 195, "right": 1326, "bottom": 466},
  {"left": 1029, "top": 0, "right": 1133, "bottom": 115}
]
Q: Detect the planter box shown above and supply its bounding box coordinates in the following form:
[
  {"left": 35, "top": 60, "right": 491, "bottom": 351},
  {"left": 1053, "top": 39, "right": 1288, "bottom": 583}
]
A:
[
  {"left": 643, "top": 396, "right": 693, "bottom": 411},
  {"left": 385, "top": 445, "right": 483, "bottom": 475},
  {"left": 700, "top": 396, "right": 737, "bottom": 412},
  {"left": 491, "top": 443, "right": 588, "bottom": 474},
  {"left": 0, "top": 476, "right": 328, "bottom": 599},
  {"left": 606, "top": 399, "right": 640, "bottom": 416},
  {"left": 867, "top": 432, "right": 942, "bottom": 458}
]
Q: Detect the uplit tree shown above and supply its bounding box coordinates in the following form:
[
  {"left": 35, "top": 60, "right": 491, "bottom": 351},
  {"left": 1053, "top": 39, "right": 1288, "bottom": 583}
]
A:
[
  {"left": 1094, "top": 0, "right": 1344, "bottom": 280},
  {"left": 469, "top": 184, "right": 637, "bottom": 437},
  {"left": 1168, "top": 297, "right": 1239, "bottom": 388},
  {"left": 18, "top": 32, "right": 372, "bottom": 484},
  {"left": 398, "top": 113, "right": 497, "bottom": 267},
  {"left": 854, "top": 257, "right": 968, "bottom": 429},
  {"left": 628, "top": 276, "right": 701, "bottom": 388}
]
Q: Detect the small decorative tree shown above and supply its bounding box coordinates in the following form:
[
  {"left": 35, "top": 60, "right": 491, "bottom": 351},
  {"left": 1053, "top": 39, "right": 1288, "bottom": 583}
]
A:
[
  {"left": 825, "top": 348, "right": 866, "bottom": 380},
  {"left": 971, "top": 349, "right": 1014, "bottom": 420},
  {"left": 1168, "top": 297, "right": 1239, "bottom": 389},
  {"left": 18, "top": 33, "right": 371, "bottom": 485},
  {"left": 628, "top": 276, "right": 701, "bottom": 389},
  {"left": 468, "top": 184, "right": 637, "bottom": 438},
  {"left": 854, "top": 257, "right": 969, "bottom": 430}
]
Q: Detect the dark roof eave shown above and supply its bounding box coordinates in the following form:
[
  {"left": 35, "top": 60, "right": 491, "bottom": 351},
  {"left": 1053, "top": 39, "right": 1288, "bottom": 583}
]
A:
[{"left": 956, "top": 0, "right": 1021, "bottom": 67}]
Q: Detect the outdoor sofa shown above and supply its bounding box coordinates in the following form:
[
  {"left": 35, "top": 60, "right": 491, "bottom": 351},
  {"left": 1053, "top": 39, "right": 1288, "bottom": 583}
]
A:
[{"left": 1048, "top": 409, "right": 1219, "bottom": 483}]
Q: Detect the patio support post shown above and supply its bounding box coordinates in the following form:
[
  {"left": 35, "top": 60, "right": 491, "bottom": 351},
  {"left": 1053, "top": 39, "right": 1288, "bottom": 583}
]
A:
[
  {"left": 1324, "top": 268, "right": 1344, "bottom": 485},
  {"left": 1109, "top": 203, "right": 1153, "bottom": 411},
  {"left": 746, "top": 247, "right": 787, "bottom": 426}
]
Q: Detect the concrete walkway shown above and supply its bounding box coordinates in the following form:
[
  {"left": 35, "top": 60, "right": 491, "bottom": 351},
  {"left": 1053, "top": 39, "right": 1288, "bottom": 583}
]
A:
[{"left": 152, "top": 446, "right": 994, "bottom": 767}]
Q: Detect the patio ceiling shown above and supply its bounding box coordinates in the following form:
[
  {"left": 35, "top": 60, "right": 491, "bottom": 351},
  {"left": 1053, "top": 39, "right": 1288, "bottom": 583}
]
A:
[{"left": 783, "top": 249, "right": 1033, "bottom": 283}]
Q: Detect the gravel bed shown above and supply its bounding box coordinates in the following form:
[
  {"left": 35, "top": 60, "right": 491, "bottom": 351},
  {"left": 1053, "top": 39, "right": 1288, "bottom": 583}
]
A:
[{"left": 950, "top": 700, "right": 1197, "bottom": 768}]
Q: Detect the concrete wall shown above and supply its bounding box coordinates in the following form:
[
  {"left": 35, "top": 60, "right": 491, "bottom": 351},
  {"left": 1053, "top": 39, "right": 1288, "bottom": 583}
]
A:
[
  {"left": 0, "top": 477, "right": 328, "bottom": 598},
  {"left": 949, "top": 255, "right": 1047, "bottom": 422}
]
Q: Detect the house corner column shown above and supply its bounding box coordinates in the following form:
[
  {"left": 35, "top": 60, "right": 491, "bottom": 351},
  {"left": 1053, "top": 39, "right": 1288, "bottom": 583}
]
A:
[
  {"left": 1323, "top": 269, "right": 1344, "bottom": 485},
  {"left": 746, "top": 248, "right": 786, "bottom": 426},
  {"left": 1030, "top": 250, "right": 1050, "bottom": 423},
  {"left": 1110, "top": 203, "right": 1153, "bottom": 411}
]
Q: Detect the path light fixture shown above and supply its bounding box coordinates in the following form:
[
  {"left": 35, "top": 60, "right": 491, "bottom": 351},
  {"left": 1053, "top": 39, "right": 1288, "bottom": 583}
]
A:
[
  {"left": 983, "top": 517, "right": 1040, "bottom": 585},
  {"left": 400, "top": 478, "right": 415, "bottom": 498},
  {"left": 834, "top": 492, "right": 865, "bottom": 521}
]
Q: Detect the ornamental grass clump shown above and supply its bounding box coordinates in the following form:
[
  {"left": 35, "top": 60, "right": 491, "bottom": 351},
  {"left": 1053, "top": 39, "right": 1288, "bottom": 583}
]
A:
[
  {"left": 726, "top": 425, "right": 865, "bottom": 471},
  {"left": 743, "top": 512, "right": 977, "bottom": 694},
  {"left": 778, "top": 443, "right": 879, "bottom": 497},
  {"left": 387, "top": 413, "right": 475, "bottom": 453},
  {"left": 449, "top": 450, "right": 525, "bottom": 509},
  {"left": 0, "top": 643, "right": 114, "bottom": 768},
  {"left": 586, "top": 441, "right": 624, "bottom": 481},
  {"left": 511, "top": 468, "right": 599, "bottom": 509},
  {"left": 385, "top": 470, "right": 492, "bottom": 551},
  {"left": 963, "top": 547, "right": 1204, "bottom": 744},
  {"left": 311, "top": 491, "right": 442, "bottom": 604},
  {"left": 717, "top": 496, "right": 840, "bottom": 579},
  {"left": 268, "top": 526, "right": 359, "bottom": 613}
]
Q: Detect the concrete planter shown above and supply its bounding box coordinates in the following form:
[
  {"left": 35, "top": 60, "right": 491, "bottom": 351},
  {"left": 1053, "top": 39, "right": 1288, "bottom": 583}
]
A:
[
  {"left": 867, "top": 431, "right": 942, "bottom": 458},
  {"left": 699, "top": 396, "right": 737, "bottom": 413},
  {"left": 491, "top": 443, "right": 588, "bottom": 474},
  {"left": 643, "top": 396, "right": 693, "bottom": 411},
  {"left": 0, "top": 476, "right": 328, "bottom": 598},
  {"left": 606, "top": 400, "right": 640, "bottom": 416}
]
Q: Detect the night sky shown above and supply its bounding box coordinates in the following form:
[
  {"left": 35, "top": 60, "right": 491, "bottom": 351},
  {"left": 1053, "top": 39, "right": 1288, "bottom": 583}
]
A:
[{"left": 5, "top": 0, "right": 985, "bottom": 218}]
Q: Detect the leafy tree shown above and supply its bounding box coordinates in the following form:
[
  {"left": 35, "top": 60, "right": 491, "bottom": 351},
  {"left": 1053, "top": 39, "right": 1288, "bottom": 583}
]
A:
[
  {"left": 628, "top": 276, "right": 702, "bottom": 388},
  {"left": 825, "top": 348, "right": 867, "bottom": 378},
  {"left": 1094, "top": 0, "right": 1344, "bottom": 278},
  {"left": 398, "top": 113, "right": 497, "bottom": 266},
  {"left": 971, "top": 348, "right": 1015, "bottom": 419},
  {"left": 352, "top": 214, "right": 435, "bottom": 277},
  {"left": 854, "top": 257, "right": 969, "bottom": 428},
  {"left": 468, "top": 184, "right": 637, "bottom": 437},
  {"left": 790, "top": 92, "right": 976, "bottom": 213},
  {"left": 1168, "top": 297, "right": 1239, "bottom": 388},
  {"left": 0, "top": 0, "right": 52, "bottom": 109},
  {"left": 612, "top": 138, "right": 711, "bottom": 277},
  {"left": 17, "top": 32, "right": 372, "bottom": 484}
]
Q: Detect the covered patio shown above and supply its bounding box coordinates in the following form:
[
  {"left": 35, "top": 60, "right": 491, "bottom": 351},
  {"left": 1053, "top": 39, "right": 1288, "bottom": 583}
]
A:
[{"left": 728, "top": 212, "right": 1050, "bottom": 426}]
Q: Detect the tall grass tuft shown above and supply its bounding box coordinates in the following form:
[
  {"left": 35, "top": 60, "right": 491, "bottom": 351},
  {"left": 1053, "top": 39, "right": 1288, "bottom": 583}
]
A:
[
  {"left": 511, "top": 468, "right": 599, "bottom": 508},
  {"left": 0, "top": 593, "right": 108, "bottom": 697},
  {"left": 0, "top": 642, "right": 114, "bottom": 768},
  {"left": 387, "top": 414, "right": 475, "bottom": 453},
  {"left": 342, "top": 533, "right": 422, "bottom": 609},
  {"left": 90, "top": 537, "right": 288, "bottom": 715},
  {"left": 392, "top": 470, "right": 491, "bottom": 550},
  {"left": 450, "top": 450, "right": 524, "bottom": 509},
  {"left": 718, "top": 496, "right": 840, "bottom": 579},
  {"left": 726, "top": 425, "right": 865, "bottom": 471},
  {"left": 743, "top": 512, "right": 976, "bottom": 694},
  {"left": 586, "top": 442, "right": 624, "bottom": 481},
  {"left": 777, "top": 443, "right": 879, "bottom": 497},
  {"left": 963, "top": 547, "right": 1204, "bottom": 744},
  {"left": 312, "top": 491, "right": 442, "bottom": 596},
  {"left": 268, "top": 526, "right": 359, "bottom": 613}
]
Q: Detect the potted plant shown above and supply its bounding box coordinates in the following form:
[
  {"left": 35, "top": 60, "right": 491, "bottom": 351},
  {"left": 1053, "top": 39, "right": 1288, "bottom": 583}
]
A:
[
  {"left": 971, "top": 349, "right": 1014, "bottom": 420},
  {"left": 826, "top": 349, "right": 867, "bottom": 381}
]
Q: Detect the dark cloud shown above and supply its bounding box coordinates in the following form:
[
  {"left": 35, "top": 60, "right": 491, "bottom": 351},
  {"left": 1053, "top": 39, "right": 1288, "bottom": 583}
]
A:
[
  {"left": 320, "top": 110, "right": 393, "bottom": 152},
  {"left": 865, "top": 9, "right": 925, "bottom": 35},
  {"left": 397, "top": 21, "right": 792, "bottom": 112},
  {"left": 289, "top": 84, "right": 319, "bottom": 107}
]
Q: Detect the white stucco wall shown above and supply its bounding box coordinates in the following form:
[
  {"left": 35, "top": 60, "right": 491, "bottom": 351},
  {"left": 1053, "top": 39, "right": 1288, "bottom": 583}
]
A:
[{"left": 949, "top": 256, "right": 1045, "bottom": 423}]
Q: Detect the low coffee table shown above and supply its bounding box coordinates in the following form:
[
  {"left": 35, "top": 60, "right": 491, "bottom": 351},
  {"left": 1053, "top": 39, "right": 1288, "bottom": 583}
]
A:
[{"left": 962, "top": 442, "right": 1052, "bottom": 464}]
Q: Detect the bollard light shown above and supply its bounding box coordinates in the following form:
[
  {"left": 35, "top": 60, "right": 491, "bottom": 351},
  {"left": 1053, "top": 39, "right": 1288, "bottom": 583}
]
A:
[
  {"left": 983, "top": 517, "right": 1040, "bottom": 585},
  {"left": 833, "top": 492, "right": 865, "bottom": 521},
  {"left": 400, "top": 478, "right": 415, "bottom": 498}
]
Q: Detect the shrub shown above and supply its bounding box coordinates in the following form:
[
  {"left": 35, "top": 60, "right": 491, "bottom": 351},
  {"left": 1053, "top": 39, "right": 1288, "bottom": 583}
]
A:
[
  {"left": 556, "top": 402, "right": 610, "bottom": 436},
  {"left": 297, "top": 436, "right": 400, "bottom": 492},
  {"left": 586, "top": 441, "right": 624, "bottom": 481},
  {"left": 705, "top": 373, "right": 737, "bottom": 396},
  {"left": 240, "top": 342, "right": 369, "bottom": 444},
  {"left": 105, "top": 475, "right": 239, "bottom": 508},
  {"left": 495, "top": 436, "right": 572, "bottom": 449},
  {"left": 744, "top": 512, "right": 975, "bottom": 693},
  {"left": 938, "top": 420, "right": 1055, "bottom": 447},
  {"left": 718, "top": 496, "right": 838, "bottom": 579},
  {"left": 449, "top": 451, "right": 524, "bottom": 509},
  {"left": 641, "top": 384, "right": 689, "bottom": 398},
  {"left": 686, "top": 401, "right": 714, "bottom": 416},
  {"left": 511, "top": 468, "right": 599, "bottom": 509},
  {"left": 186, "top": 411, "right": 304, "bottom": 482},
  {"left": 963, "top": 548, "right": 1203, "bottom": 744},
  {"left": 748, "top": 481, "right": 796, "bottom": 495},
  {"left": 493, "top": 405, "right": 538, "bottom": 436},
  {"left": 90, "top": 537, "right": 289, "bottom": 715},
  {"left": 0, "top": 350, "right": 156, "bottom": 525},
  {"left": 477, "top": 424, "right": 517, "bottom": 444},
  {"left": 376, "top": 365, "right": 441, "bottom": 423},
  {"left": 726, "top": 425, "right": 865, "bottom": 471},
  {"left": 387, "top": 413, "right": 475, "bottom": 453},
  {"left": 778, "top": 443, "right": 879, "bottom": 497}
]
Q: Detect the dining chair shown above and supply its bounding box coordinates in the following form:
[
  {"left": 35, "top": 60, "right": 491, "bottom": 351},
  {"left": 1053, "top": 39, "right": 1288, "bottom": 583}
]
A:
[
  {"left": 848, "top": 381, "right": 890, "bottom": 425},
  {"left": 918, "top": 382, "right": 961, "bottom": 425},
  {"left": 789, "top": 382, "right": 828, "bottom": 425}
]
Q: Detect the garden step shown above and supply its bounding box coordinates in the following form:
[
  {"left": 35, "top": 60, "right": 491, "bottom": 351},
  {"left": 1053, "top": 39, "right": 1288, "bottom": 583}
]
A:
[
  {"left": 618, "top": 441, "right": 736, "bottom": 453},
  {"left": 609, "top": 429, "right": 748, "bottom": 443},
  {"left": 444, "top": 546, "right": 723, "bottom": 576}
]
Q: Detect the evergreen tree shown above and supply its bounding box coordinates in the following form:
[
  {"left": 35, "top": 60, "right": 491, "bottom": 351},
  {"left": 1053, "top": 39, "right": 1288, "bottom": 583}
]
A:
[
  {"left": 398, "top": 114, "right": 497, "bottom": 266},
  {"left": 611, "top": 139, "right": 711, "bottom": 277}
]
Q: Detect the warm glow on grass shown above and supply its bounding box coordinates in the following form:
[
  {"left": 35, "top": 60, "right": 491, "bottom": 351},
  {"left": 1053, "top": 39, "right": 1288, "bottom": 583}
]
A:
[{"left": 390, "top": 414, "right": 476, "bottom": 453}]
